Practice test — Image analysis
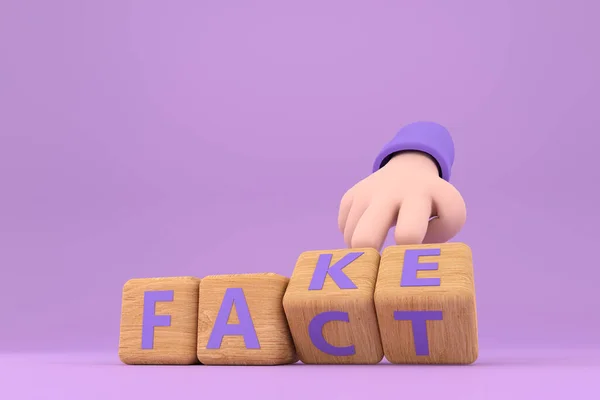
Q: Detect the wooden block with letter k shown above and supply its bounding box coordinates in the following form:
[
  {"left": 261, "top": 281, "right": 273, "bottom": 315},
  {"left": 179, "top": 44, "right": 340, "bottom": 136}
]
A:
[
  {"left": 374, "top": 243, "right": 478, "bottom": 364},
  {"left": 283, "top": 248, "right": 383, "bottom": 364}
]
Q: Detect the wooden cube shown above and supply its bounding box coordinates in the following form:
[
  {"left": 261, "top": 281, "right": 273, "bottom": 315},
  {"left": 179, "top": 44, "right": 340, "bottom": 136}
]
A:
[
  {"left": 374, "top": 243, "right": 478, "bottom": 364},
  {"left": 196, "top": 273, "right": 297, "bottom": 365},
  {"left": 282, "top": 248, "right": 383, "bottom": 364},
  {"left": 118, "top": 276, "right": 201, "bottom": 365}
]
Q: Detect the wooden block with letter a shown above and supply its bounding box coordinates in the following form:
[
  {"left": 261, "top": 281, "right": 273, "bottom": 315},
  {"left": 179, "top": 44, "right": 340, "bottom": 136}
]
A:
[
  {"left": 283, "top": 248, "right": 383, "bottom": 364},
  {"left": 118, "top": 276, "right": 201, "bottom": 365},
  {"left": 196, "top": 273, "right": 297, "bottom": 365},
  {"left": 374, "top": 243, "right": 478, "bottom": 364}
]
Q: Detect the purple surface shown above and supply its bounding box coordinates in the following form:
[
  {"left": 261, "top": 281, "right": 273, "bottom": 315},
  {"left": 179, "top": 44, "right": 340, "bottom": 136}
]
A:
[{"left": 3, "top": 350, "right": 600, "bottom": 399}]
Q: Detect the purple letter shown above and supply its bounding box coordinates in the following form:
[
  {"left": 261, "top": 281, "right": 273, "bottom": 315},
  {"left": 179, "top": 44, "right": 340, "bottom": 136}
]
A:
[
  {"left": 142, "top": 290, "right": 174, "bottom": 349},
  {"left": 394, "top": 311, "right": 443, "bottom": 356},
  {"left": 308, "top": 252, "right": 362, "bottom": 290},
  {"left": 207, "top": 288, "right": 260, "bottom": 349},
  {"left": 401, "top": 248, "right": 441, "bottom": 287},
  {"left": 308, "top": 311, "right": 355, "bottom": 356}
]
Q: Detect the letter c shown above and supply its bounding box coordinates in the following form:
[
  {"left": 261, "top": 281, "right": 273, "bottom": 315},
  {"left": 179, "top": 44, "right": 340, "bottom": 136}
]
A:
[{"left": 308, "top": 311, "right": 355, "bottom": 356}]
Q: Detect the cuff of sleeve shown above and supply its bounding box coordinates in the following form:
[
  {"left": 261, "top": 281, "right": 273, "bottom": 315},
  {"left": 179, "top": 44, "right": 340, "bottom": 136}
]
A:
[{"left": 372, "top": 121, "right": 455, "bottom": 181}]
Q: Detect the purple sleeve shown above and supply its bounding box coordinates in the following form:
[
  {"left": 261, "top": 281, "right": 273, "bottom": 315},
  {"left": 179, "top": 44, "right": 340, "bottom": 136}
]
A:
[{"left": 372, "top": 121, "right": 455, "bottom": 181}]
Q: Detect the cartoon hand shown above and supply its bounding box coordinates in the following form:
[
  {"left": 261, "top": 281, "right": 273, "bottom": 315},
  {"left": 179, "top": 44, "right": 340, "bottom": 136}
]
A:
[{"left": 338, "top": 122, "right": 467, "bottom": 251}]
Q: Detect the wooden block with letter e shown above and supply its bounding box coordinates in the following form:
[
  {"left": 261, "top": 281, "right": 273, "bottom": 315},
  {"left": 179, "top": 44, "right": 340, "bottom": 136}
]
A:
[
  {"left": 196, "top": 273, "right": 297, "bottom": 365},
  {"left": 374, "top": 243, "right": 478, "bottom": 364},
  {"left": 118, "top": 276, "right": 201, "bottom": 365},
  {"left": 282, "top": 248, "right": 383, "bottom": 364}
]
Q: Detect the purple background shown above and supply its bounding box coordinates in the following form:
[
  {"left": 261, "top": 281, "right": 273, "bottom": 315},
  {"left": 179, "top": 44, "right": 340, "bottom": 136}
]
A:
[
  {"left": 1, "top": 1, "right": 599, "bottom": 397},
  {"left": 2, "top": 0, "right": 598, "bottom": 353}
]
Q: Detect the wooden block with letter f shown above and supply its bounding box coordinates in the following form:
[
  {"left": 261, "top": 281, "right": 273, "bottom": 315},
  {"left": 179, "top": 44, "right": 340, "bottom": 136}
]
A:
[
  {"left": 283, "top": 248, "right": 383, "bottom": 364},
  {"left": 118, "top": 277, "right": 201, "bottom": 365},
  {"left": 374, "top": 243, "right": 478, "bottom": 364}
]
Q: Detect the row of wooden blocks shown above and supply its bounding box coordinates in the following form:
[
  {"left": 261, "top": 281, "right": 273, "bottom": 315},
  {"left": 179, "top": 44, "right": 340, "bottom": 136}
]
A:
[{"left": 119, "top": 243, "right": 478, "bottom": 365}]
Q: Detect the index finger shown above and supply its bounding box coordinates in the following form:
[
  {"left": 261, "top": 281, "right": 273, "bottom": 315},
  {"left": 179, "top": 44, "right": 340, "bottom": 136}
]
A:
[
  {"left": 338, "top": 189, "right": 355, "bottom": 233},
  {"left": 394, "top": 196, "right": 432, "bottom": 245}
]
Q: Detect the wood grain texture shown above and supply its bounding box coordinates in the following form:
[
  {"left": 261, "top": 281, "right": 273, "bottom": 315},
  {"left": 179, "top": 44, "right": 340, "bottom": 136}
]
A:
[
  {"left": 374, "top": 243, "right": 478, "bottom": 364},
  {"left": 197, "top": 273, "right": 297, "bottom": 365},
  {"left": 282, "top": 248, "right": 383, "bottom": 364},
  {"left": 118, "top": 276, "right": 201, "bottom": 365}
]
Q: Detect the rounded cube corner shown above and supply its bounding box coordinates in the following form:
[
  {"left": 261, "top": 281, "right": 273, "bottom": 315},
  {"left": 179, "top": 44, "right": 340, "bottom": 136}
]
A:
[
  {"left": 356, "top": 247, "right": 381, "bottom": 258},
  {"left": 451, "top": 242, "right": 473, "bottom": 256},
  {"left": 447, "top": 287, "right": 477, "bottom": 305},
  {"left": 380, "top": 245, "right": 398, "bottom": 258},
  {"left": 459, "top": 346, "right": 479, "bottom": 366},
  {"left": 373, "top": 285, "right": 396, "bottom": 303},
  {"left": 264, "top": 273, "right": 291, "bottom": 287},
  {"left": 281, "top": 292, "right": 295, "bottom": 309},
  {"left": 122, "top": 278, "right": 141, "bottom": 292},
  {"left": 179, "top": 276, "right": 202, "bottom": 283},
  {"left": 350, "top": 289, "right": 377, "bottom": 305},
  {"left": 181, "top": 354, "right": 201, "bottom": 365},
  {"left": 467, "top": 352, "right": 479, "bottom": 365},
  {"left": 117, "top": 350, "right": 135, "bottom": 365},
  {"left": 196, "top": 354, "right": 208, "bottom": 365}
]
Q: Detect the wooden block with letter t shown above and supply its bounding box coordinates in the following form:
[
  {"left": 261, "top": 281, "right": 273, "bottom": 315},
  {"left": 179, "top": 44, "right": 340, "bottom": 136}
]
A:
[
  {"left": 374, "top": 243, "right": 478, "bottom": 364},
  {"left": 282, "top": 248, "right": 383, "bottom": 364},
  {"left": 118, "top": 277, "right": 201, "bottom": 365},
  {"left": 196, "top": 273, "right": 297, "bottom": 365}
]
